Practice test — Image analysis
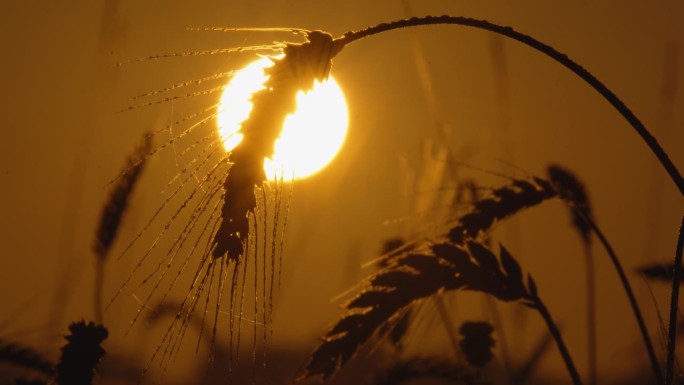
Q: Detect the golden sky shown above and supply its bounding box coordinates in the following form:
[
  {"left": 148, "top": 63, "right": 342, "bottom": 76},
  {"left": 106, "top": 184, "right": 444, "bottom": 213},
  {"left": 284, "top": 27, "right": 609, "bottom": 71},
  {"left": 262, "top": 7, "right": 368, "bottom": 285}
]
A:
[{"left": 0, "top": 1, "right": 683, "bottom": 383}]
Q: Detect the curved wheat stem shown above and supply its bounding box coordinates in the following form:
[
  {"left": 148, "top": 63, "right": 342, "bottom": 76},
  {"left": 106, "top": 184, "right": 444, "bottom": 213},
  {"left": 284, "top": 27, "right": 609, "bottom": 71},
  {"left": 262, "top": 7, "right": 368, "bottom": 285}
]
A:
[
  {"left": 526, "top": 287, "right": 582, "bottom": 385},
  {"left": 574, "top": 208, "right": 662, "bottom": 384},
  {"left": 333, "top": 15, "right": 683, "bottom": 195}
]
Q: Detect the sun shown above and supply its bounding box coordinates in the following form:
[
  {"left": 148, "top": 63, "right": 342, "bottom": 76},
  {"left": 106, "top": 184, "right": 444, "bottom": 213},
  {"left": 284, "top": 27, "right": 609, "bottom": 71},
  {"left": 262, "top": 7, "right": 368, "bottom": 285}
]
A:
[{"left": 217, "top": 57, "right": 348, "bottom": 180}]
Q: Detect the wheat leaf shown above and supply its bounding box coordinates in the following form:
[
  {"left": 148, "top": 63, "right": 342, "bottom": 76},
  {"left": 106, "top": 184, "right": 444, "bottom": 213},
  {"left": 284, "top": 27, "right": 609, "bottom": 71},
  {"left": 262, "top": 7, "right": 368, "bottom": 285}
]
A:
[{"left": 527, "top": 274, "right": 538, "bottom": 299}]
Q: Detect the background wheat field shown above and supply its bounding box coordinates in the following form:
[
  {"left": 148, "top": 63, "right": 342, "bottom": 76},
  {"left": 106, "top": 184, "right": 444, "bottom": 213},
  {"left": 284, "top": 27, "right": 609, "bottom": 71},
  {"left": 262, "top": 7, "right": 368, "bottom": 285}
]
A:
[{"left": 1, "top": 1, "right": 683, "bottom": 384}]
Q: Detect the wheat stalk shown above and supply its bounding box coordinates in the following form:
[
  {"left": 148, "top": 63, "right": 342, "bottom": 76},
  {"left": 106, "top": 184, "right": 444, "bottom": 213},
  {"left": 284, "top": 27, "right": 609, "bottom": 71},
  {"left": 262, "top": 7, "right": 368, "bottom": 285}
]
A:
[
  {"left": 333, "top": 15, "right": 683, "bottom": 195},
  {"left": 446, "top": 178, "right": 557, "bottom": 244},
  {"left": 301, "top": 240, "right": 581, "bottom": 384},
  {"left": 547, "top": 165, "right": 597, "bottom": 385},
  {"left": 110, "top": 14, "right": 682, "bottom": 382},
  {"left": 93, "top": 133, "right": 151, "bottom": 323}
]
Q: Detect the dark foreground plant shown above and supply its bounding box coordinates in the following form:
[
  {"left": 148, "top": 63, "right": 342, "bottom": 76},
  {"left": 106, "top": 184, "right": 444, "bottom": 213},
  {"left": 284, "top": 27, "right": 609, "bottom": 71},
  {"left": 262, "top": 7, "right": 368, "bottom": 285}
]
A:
[
  {"left": 1, "top": 321, "right": 108, "bottom": 385},
  {"left": 93, "top": 134, "right": 151, "bottom": 323},
  {"left": 110, "top": 13, "right": 682, "bottom": 383},
  {"left": 300, "top": 240, "right": 582, "bottom": 385},
  {"left": 547, "top": 165, "right": 596, "bottom": 384},
  {"left": 300, "top": 168, "right": 671, "bottom": 384},
  {"left": 56, "top": 321, "right": 108, "bottom": 385}
]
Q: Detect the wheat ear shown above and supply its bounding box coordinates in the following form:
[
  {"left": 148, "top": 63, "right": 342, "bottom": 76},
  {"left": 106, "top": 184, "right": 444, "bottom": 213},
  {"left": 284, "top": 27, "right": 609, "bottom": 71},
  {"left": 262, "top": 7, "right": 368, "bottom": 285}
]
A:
[
  {"left": 547, "top": 165, "right": 596, "bottom": 385},
  {"left": 301, "top": 242, "right": 582, "bottom": 384},
  {"left": 56, "top": 321, "right": 108, "bottom": 385}
]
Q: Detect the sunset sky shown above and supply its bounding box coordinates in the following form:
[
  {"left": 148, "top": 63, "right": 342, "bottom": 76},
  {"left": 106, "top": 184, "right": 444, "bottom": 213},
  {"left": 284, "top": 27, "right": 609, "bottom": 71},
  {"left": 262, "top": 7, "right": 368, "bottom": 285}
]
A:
[{"left": 1, "top": 1, "right": 683, "bottom": 383}]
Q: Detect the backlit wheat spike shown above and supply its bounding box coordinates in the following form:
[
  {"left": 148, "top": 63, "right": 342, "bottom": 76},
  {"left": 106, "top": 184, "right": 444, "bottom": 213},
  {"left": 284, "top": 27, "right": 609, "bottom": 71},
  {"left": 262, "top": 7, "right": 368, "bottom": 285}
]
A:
[
  {"left": 303, "top": 241, "right": 582, "bottom": 384},
  {"left": 301, "top": 241, "right": 530, "bottom": 380},
  {"left": 447, "top": 178, "right": 557, "bottom": 244},
  {"left": 210, "top": 30, "right": 343, "bottom": 261},
  {"left": 94, "top": 133, "right": 151, "bottom": 259},
  {"left": 107, "top": 14, "right": 681, "bottom": 384}
]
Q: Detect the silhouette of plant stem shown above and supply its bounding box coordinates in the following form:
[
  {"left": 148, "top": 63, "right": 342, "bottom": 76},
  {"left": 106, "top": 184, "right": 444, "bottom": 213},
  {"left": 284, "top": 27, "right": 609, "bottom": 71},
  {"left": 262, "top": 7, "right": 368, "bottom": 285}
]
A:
[
  {"left": 94, "top": 261, "right": 104, "bottom": 324},
  {"left": 512, "top": 330, "right": 554, "bottom": 385},
  {"left": 582, "top": 243, "right": 597, "bottom": 385},
  {"left": 666, "top": 216, "right": 684, "bottom": 385},
  {"left": 526, "top": 291, "right": 582, "bottom": 385},
  {"left": 547, "top": 165, "right": 596, "bottom": 385},
  {"left": 574, "top": 207, "right": 662, "bottom": 384},
  {"left": 335, "top": 15, "right": 684, "bottom": 195}
]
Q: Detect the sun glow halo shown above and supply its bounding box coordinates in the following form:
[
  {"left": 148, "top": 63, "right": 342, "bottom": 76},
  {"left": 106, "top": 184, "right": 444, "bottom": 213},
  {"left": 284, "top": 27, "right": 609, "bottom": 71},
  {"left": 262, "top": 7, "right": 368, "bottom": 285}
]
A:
[{"left": 217, "top": 58, "right": 348, "bottom": 180}]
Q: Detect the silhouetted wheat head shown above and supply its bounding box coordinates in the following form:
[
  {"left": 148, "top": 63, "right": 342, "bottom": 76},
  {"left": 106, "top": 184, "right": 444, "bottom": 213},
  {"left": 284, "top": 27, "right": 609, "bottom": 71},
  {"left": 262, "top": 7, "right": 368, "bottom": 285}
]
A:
[
  {"left": 446, "top": 178, "right": 557, "bottom": 244},
  {"left": 546, "top": 164, "right": 598, "bottom": 384},
  {"left": 546, "top": 165, "right": 593, "bottom": 246},
  {"left": 2, "top": 322, "right": 108, "bottom": 385},
  {"left": 301, "top": 176, "right": 588, "bottom": 384},
  {"left": 56, "top": 321, "right": 108, "bottom": 385},
  {"left": 109, "top": 28, "right": 355, "bottom": 380},
  {"left": 301, "top": 240, "right": 537, "bottom": 380},
  {"left": 94, "top": 134, "right": 152, "bottom": 260},
  {"left": 108, "top": 13, "right": 682, "bottom": 384},
  {"left": 211, "top": 30, "right": 342, "bottom": 261}
]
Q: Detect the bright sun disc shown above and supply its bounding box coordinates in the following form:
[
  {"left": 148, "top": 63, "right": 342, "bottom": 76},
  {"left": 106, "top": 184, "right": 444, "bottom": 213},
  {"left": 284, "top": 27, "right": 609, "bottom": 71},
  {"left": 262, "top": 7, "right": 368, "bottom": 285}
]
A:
[{"left": 217, "top": 58, "right": 348, "bottom": 180}]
